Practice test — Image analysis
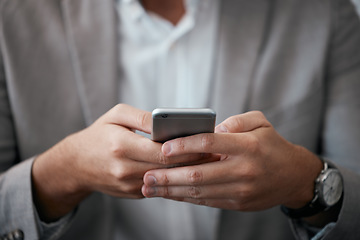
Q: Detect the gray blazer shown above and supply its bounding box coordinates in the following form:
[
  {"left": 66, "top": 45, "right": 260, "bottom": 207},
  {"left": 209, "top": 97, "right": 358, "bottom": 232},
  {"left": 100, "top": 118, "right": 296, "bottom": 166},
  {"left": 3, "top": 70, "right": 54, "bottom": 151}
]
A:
[{"left": 1, "top": 0, "right": 360, "bottom": 239}]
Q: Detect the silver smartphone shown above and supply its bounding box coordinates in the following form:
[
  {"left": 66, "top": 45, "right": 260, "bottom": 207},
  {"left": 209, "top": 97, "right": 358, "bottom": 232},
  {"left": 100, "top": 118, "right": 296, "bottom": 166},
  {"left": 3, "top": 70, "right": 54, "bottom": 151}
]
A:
[{"left": 151, "top": 108, "right": 216, "bottom": 142}]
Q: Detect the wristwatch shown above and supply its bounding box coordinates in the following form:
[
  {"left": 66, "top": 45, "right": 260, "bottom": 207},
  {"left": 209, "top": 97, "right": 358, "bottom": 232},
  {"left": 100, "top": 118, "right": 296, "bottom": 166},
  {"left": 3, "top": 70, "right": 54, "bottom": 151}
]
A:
[{"left": 281, "top": 160, "right": 343, "bottom": 219}]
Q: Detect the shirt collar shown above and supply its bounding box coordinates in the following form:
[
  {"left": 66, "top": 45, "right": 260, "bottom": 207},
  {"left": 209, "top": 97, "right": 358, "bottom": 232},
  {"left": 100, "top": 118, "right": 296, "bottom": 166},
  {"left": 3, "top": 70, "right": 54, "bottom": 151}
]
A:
[
  {"left": 118, "top": 0, "right": 146, "bottom": 22},
  {"left": 117, "top": 0, "right": 212, "bottom": 46}
]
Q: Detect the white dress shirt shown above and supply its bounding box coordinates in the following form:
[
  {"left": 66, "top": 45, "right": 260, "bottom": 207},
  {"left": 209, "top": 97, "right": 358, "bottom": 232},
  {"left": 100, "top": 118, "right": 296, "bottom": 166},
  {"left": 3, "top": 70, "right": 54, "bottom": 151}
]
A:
[
  {"left": 114, "top": 0, "right": 220, "bottom": 239},
  {"left": 117, "top": 0, "right": 219, "bottom": 111}
]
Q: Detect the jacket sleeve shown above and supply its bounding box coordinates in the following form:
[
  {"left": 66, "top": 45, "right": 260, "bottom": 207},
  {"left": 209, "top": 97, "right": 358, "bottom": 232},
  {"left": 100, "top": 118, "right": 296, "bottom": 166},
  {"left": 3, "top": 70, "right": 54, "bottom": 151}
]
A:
[
  {"left": 0, "top": 32, "right": 73, "bottom": 240},
  {"left": 0, "top": 159, "right": 40, "bottom": 239},
  {"left": 291, "top": 0, "right": 360, "bottom": 239},
  {"left": 321, "top": 0, "right": 360, "bottom": 238},
  {"left": 0, "top": 36, "right": 40, "bottom": 237}
]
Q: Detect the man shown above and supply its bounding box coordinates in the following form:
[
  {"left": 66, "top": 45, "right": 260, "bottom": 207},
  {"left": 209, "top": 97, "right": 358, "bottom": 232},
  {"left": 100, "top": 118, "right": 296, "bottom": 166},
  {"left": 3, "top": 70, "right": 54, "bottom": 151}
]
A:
[{"left": 1, "top": 0, "right": 360, "bottom": 239}]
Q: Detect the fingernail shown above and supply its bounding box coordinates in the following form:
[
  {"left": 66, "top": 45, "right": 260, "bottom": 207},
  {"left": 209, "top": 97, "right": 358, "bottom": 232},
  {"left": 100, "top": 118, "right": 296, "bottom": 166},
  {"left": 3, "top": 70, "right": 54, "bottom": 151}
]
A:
[
  {"left": 216, "top": 125, "right": 228, "bottom": 133},
  {"left": 145, "top": 175, "right": 157, "bottom": 186},
  {"left": 162, "top": 142, "right": 172, "bottom": 155}
]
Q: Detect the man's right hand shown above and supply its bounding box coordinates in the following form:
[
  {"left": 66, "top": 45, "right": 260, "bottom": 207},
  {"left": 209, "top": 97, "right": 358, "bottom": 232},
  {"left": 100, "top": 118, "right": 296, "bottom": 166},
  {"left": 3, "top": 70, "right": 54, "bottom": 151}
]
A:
[{"left": 31, "top": 104, "right": 208, "bottom": 222}]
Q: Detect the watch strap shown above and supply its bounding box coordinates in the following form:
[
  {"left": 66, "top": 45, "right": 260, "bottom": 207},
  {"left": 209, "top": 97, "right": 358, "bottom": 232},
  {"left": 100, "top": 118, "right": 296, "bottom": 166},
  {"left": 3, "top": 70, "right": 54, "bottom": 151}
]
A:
[{"left": 280, "top": 198, "right": 327, "bottom": 219}]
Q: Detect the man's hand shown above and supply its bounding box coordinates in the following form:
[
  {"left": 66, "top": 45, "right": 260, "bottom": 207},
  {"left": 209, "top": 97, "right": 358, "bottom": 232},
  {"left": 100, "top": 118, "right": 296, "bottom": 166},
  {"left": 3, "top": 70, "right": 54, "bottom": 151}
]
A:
[
  {"left": 142, "top": 111, "right": 323, "bottom": 212},
  {"left": 32, "top": 104, "right": 209, "bottom": 221}
]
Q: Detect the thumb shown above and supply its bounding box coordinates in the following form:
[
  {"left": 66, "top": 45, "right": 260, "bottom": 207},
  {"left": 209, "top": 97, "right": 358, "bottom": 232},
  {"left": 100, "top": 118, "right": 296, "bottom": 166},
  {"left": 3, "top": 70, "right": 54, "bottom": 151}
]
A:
[
  {"left": 100, "top": 104, "right": 152, "bottom": 134},
  {"left": 215, "top": 111, "right": 271, "bottom": 133}
]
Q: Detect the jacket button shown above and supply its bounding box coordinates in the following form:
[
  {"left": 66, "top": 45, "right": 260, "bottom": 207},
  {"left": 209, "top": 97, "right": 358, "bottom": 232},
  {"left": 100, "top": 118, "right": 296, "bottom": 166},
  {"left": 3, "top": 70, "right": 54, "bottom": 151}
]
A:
[
  {"left": 12, "top": 230, "right": 24, "bottom": 240},
  {"left": 2, "top": 230, "right": 24, "bottom": 240}
]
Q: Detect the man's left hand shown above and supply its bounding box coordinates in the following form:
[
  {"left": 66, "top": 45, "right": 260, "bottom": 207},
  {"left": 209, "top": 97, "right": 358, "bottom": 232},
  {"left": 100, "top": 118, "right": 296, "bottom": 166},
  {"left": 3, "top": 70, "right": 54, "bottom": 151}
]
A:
[{"left": 142, "top": 111, "right": 323, "bottom": 211}]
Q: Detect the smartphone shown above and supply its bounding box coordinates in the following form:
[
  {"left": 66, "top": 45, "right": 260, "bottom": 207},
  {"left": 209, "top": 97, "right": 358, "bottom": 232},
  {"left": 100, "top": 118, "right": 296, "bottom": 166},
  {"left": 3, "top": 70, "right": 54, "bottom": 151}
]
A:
[{"left": 151, "top": 108, "right": 216, "bottom": 142}]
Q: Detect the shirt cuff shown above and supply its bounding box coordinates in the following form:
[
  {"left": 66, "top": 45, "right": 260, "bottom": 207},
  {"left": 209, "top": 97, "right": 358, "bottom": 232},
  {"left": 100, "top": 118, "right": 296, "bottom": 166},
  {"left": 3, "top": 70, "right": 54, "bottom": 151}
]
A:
[
  {"left": 34, "top": 206, "right": 76, "bottom": 240},
  {"left": 290, "top": 219, "right": 336, "bottom": 240}
]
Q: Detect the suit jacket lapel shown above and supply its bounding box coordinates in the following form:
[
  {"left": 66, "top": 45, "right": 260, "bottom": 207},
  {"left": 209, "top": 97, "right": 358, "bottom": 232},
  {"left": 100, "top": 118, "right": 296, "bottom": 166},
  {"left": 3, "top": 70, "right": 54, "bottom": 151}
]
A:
[
  {"left": 210, "top": 0, "right": 270, "bottom": 124},
  {"left": 61, "top": 0, "right": 118, "bottom": 125}
]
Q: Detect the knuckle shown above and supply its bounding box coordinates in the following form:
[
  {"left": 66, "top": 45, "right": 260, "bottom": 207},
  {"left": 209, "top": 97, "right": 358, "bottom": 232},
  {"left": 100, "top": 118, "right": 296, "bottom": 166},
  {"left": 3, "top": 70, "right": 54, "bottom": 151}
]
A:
[
  {"left": 105, "top": 104, "right": 131, "bottom": 124},
  {"left": 136, "top": 111, "right": 148, "bottom": 128},
  {"left": 107, "top": 131, "right": 128, "bottom": 157},
  {"left": 186, "top": 169, "right": 203, "bottom": 185},
  {"left": 195, "top": 199, "right": 207, "bottom": 206},
  {"left": 122, "top": 183, "right": 140, "bottom": 195},
  {"left": 109, "top": 161, "right": 135, "bottom": 181},
  {"left": 177, "top": 138, "right": 186, "bottom": 152},
  {"left": 110, "top": 165, "right": 128, "bottom": 180},
  {"left": 111, "top": 104, "right": 126, "bottom": 117},
  {"left": 252, "top": 111, "right": 271, "bottom": 127},
  {"left": 231, "top": 189, "right": 253, "bottom": 211},
  {"left": 243, "top": 135, "right": 261, "bottom": 154},
  {"left": 160, "top": 173, "right": 170, "bottom": 185},
  {"left": 163, "top": 186, "right": 170, "bottom": 197},
  {"left": 252, "top": 110, "right": 265, "bottom": 118},
  {"left": 201, "top": 134, "right": 215, "bottom": 151},
  {"left": 116, "top": 103, "right": 125, "bottom": 108},
  {"left": 109, "top": 140, "right": 127, "bottom": 158},
  {"left": 157, "top": 152, "right": 169, "bottom": 165},
  {"left": 109, "top": 142, "right": 122, "bottom": 156},
  {"left": 231, "top": 116, "right": 245, "bottom": 132},
  {"left": 235, "top": 162, "right": 260, "bottom": 181},
  {"left": 236, "top": 187, "right": 253, "bottom": 200},
  {"left": 188, "top": 186, "right": 202, "bottom": 199}
]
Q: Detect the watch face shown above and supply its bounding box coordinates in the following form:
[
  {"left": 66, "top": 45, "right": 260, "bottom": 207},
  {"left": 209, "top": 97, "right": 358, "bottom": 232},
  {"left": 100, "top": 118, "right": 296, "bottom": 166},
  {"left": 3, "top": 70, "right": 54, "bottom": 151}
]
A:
[{"left": 319, "top": 169, "right": 343, "bottom": 207}]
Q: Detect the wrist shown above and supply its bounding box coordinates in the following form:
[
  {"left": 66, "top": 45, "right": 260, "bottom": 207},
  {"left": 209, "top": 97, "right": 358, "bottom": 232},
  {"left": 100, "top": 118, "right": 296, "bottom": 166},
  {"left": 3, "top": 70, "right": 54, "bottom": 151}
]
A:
[
  {"left": 283, "top": 146, "right": 323, "bottom": 209},
  {"left": 281, "top": 157, "right": 344, "bottom": 222},
  {"left": 32, "top": 136, "right": 90, "bottom": 222}
]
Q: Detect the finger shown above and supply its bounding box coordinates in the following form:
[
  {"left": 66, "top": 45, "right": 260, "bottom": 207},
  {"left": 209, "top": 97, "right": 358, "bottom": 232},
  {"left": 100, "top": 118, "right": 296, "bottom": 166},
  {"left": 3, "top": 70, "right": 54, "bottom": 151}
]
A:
[
  {"left": 215, "top": 111, "right": 271, "bottom": 133},
  {"left": 143, "top": 159, "right": 247, "bottom": 187},
  {"left": 101, "top": 104, "right": 152, "bottom": 134},
  {"left": 164, "top": 154, "right": 221, "bottom": 168},
  {"left": 142, "top": 182, "right": 245, "bottom": 200},
  {"left": 116, "top": 129, "right": 218, "bottom": 166},
  {"left": 110, "top": 156, "right": 163, "bottom": 179},
  {"left": 161, "top": 132, "right": 257, "bottom": 156},
  {"left": 102, "top": 179, "right": 146, "bottom": 199}
]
